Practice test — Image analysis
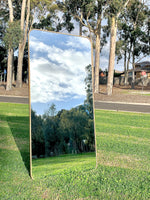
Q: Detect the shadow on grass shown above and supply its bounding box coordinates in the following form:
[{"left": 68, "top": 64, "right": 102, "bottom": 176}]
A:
[{"left": 6, "top": 115, "right": 30, "bottom": 175}]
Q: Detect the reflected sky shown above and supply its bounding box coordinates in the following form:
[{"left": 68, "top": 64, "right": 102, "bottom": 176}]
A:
[{"left": 29, "top": 30, "right": 91, "bottom": 115}]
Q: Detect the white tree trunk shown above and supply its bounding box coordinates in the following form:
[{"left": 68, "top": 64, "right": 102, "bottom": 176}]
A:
[
  {"left": 6, "top": 0, "right": 14, "bottom": 91},
  {"left": 6, "top": 49, "right": 13, "bottom": 90},
  {"left": 107, "top": 17, "right": 117, "bottom": 96},
  {"left": 94, "top": 33, "right": 101, "bottom": 93},
  {"left": 16, "top": 0, "right": 30, "bottom": 88}
]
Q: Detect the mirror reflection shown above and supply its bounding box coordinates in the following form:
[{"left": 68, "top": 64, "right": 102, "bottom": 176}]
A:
[{"left": 29, "top": 30, "right": 95, "bottom": 177}]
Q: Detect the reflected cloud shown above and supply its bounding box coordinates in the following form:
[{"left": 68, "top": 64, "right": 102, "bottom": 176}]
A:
[{"left": 29, "top": 31, "right": 91, "bottom": 108}]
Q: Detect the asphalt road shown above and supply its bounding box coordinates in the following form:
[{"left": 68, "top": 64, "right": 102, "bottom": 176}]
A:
[
  {"left": 0, "top": 96, "right": 29, "bottom": 104},
  {"left": 94, "top": 101, "right": 150, "bottom": 113},
  {"left": 0, "top": 96, "right": 150, "bottom": 113}
]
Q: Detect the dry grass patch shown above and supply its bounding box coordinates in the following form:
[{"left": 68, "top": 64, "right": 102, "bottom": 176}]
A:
[
  {"left": 98, "top": 132, "right": 150, "bottom": 145},
  {"left": 97, "top": 150, "right": 149, "bottom": 171}
]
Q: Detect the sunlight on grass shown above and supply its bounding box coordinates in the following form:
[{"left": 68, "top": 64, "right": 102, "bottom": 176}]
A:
[
  {"left": 1, "top": 103, "right": 150, "bottom": 199},
  {"left": 95, "top": 109, "right": 150, "bottom": 172},
  {"left": 32, "top": 153, "right": 96, "bottom": 178}
]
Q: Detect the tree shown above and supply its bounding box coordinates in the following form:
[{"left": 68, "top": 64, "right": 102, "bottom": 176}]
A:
[
  {"left": 84, "top": 64, "right": 93, "bottom": 119},
  {"left": 31, "top": 109, "right": 45, "bottom": 157},
  {"left": 116, "top": 0, "right": 150, "bottom": 87},
  {"left": 58, "top": 108, "right": 93, "bottom": 154},
  {"left": 16, "top": 0, "right": 30, "bottom": 88},
  {"left": 6, "top": 0, "right": 14, "bottom": 91},
  {"left": 58, "top": 0, "right": 108, "bottom": 93},
  {"left": 43, "top": 115, "right": 60, "bottom": 156},
  {"left": 106, "top": 0, "right": 130, "bottom": 95},
  {"left": 2, "top": 0, "right": 58, "bottom": 90},
  {"left": 43, "top": 103, "right": 57, "bottom": 118},
  {"left": 0, "top": 1, "right": 8, "bottom": 71}
]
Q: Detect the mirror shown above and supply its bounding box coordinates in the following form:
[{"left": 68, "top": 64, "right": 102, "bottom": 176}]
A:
[{"left": 29, "top": 30, "right": 95, "bottom": 178}]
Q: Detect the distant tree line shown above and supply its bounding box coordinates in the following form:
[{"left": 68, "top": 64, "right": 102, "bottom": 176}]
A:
[
  {"left": 31, "top": 105, "right": 94, "bottom": 158},
  {"left": 31, "top": 64, "right": 95, "bottom": 158}
]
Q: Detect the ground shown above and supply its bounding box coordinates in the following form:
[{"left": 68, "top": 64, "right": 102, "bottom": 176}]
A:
[
  {"left": 0, "top": 82, "right": 29, "bottom": 97},
  {"left": 0, "top": 82, "right": 150, "bottom": 104},
  {"left": 94, "top": 84, "right": 150, "bottom": 104}
]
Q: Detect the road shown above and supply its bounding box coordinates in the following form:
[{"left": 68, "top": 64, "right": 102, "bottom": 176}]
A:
[
  {"left": 0, "top": 95, "right": 29, "bottom": 104},
  {"left": 94, "top": 101, "right": 150, "bottom": 113},
  {"left": 0, "top": 96, "right": 150, "bottom": 113}
]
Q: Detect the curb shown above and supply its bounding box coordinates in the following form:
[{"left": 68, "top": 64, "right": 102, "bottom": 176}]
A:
[
  {"left": 0, "top": 95, "right": 29, "bottom": 98},
  {"left": 94, "top": 100, "right": 150, "bottom": 106}
]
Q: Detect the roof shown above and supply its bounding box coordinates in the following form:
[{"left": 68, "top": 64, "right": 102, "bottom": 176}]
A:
[{"left": 135, "top": 61, "right": 150, "bottom": 67}]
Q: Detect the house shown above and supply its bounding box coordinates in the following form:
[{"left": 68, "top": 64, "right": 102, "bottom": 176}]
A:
[{"left": 135, "top": 61, "right": 150, "bottom": 79}]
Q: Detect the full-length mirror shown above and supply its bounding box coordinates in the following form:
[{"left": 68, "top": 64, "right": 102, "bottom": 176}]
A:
[{"left": 29, "top": 30, "right": 95, "bottom": 178}]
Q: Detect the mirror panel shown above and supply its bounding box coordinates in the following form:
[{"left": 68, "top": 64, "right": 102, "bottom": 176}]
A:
[{"left": 29, "top": 30, "right": 95, "bottom": 178}]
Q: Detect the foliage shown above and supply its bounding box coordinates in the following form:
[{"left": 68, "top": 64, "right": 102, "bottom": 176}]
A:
[
  {"left": 32, "top": 1, "right": 74, "bottom": 32},
  {"left": 0, "top": 1, "right": 9, "bottom": 70},
  {"left": 116, "top": 0, "right": 150, "bottom": 63},
  {"left": 32, "top": 104, "right": 95, "bottom": 157},
  {"left": 31, "top": 109, "right": 45, "bottom": 157},
  {"left": 3, "top": 21, "right": 23, "bottom": 49},
  {"left": 84, "top": 64, "right": 93, "bottom": 118}
]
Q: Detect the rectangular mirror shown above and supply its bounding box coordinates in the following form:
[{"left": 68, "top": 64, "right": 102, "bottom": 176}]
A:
[{"left": 29, "top": 30, "right": 95, "bottom": 178}]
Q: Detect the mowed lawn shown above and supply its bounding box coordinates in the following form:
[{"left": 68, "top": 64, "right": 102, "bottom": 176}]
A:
[
  {"left": 95, "top": 110, "right": 150, "bottom": 171},
  {"left": 0, "top": 103, "right": 150, "bottom": 199}
]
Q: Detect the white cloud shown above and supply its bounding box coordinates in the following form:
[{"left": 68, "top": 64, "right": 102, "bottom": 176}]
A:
[
  {"left": 30, "top": 37, "right": 91, "bottom": 103},
  {"left": 66, "top": 36, "right": 91, "bottom": 50}
]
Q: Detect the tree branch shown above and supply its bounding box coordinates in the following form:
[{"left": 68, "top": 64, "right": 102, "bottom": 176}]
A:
[
  {"left": 117, "top": 0, "right": 131, "bottom": 19},
  {"left": 74, "top": 11, "right": 94, "bottom": 34}
]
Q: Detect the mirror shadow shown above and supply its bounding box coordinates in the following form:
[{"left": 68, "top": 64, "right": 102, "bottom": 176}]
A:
[{"left": 29, "top": 30, "right": 96, "bottom": 178}]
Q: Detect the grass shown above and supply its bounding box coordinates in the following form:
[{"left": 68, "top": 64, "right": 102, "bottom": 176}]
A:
[
  {"left": 0, "top": 103, "right": 150, "bottom": 199},
  {"left": 143, "top": 94, "right": 150, "bottom": 96},
  {"left": 32, "top": 153, "right": 96, "bottom": 179},
  {"left": 95, "top": 110, "right": 150, "bottom": 170}
]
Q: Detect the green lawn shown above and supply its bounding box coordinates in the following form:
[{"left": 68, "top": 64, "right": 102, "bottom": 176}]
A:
[
  {"left": 95, "top": 109, "right": 150, "bottom": 172},
  {"left": 0, "top": 103, "right": 150, "bottom": 199}
]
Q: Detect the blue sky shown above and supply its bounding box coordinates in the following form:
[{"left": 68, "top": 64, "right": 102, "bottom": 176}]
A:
[{"left": 29, "top": 30, "right": 91, "bottom": 115}]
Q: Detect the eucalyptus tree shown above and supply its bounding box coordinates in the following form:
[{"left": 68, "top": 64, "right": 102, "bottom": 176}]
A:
[
  {"left": 3, "top": 0, "right": 27, "bottom": 90},
  {"left": 16, "top": 0, "right": 30, "bottom": 88},
  {"left": 16, "top": 0, "right": 58, "bottom": 88},
  {"left": 3, "top": 0, "right": 57, "bottom": 90},
  {"left": 5, "top": 0, "right": 14, "bottom": 90},
  {"left": 106, "top": 0, "right": 130, "bottom": 95},
  {"left": 0, "top": 1, "right": 8, "bottom": 71},
  {"left": 116, "top": 0, "right": 150, "bottom": 87},
  {"left": 58, "top": 0, "right": 108, "bottom": 93},
  {"left": 1, "top": 1, "right": 23, "bottom": 90}
]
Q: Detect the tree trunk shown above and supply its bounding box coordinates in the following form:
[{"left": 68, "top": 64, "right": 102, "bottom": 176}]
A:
[
  {"left": 12, "top": 54, "right": 15, "bottom": 83},
  {"left": 107, "top": 17, "right": 117, "bottom": 96},
  {"left": 6, "top": 0, "right": 14, "bottom": 91},
  {"left": 16, "top": 0, "right": 26, "bottom": 88},
  {"left": 16, "top": 0, "right": 30, "bottom": 88},
  {"left": 124, "top": 48, "right": 127, "bottom": 85},
  {"left": 131, "top": 50, "right": 135, "bottom": 89},
  {"left": 17, "top": 44, "right": 24, "bottom": 88},
  {"left": 90, "top": 34, "right": 95, "bottom": 94},
  {"left": 125, "top": 45, "right": 131, "bottom": 85},
  {"left": 6, "top": 49, "right": 13, "bottom": 90},
  {"left": 94, "top": 32, "right": 101, "bottom": 93},
  {"left": 79, "top": 21, "right": 82, "bottom": 36}
]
